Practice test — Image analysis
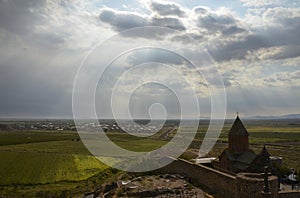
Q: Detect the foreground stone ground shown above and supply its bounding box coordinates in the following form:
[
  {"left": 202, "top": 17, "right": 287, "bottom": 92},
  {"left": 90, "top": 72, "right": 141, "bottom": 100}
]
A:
[{"left": 85, "top": 174, "right": 213, "bottom": 198}]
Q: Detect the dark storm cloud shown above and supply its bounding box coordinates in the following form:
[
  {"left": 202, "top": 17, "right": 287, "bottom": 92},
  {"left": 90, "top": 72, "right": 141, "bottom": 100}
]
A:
[
  {"left": 98, "top": 8, "right": 186, "bottom": 32},
  {"left": 221, "top": 26, "right": 245, "bottom": 35},
  {"left": 99, "top": 8, "right": 148, "bottom": 31},
  {"left": 0, "top": 61, "right": 73, "bottom": 117},
  {"left": 271, "top": 46, "right": 300, "bottom": 60},
  {"left": 211, "top": 31, "right": 300, "bottom": 63},
  {"left": 150, "top": 1, "right": 186, "bottom": 17},
  {"left": 151, "top": 17, "right": 186, "bottom": 31},
  {"left": 171, "top": 33, "right": 204, "bottom": 43},
  {"left": 1, "top": 0, "right": 300, "bottom": 119},
  {"left": 98, "top": 5, "right": 300, "bottom": 64},
  {"left": 208, "top": 34, "right": 270, "bottom": 62},
  {"left": 209, "top": 7, "right": 300, "bottom": 62},
  {"left": 0, "top": 0, "right": 46, "bottom": 33},
  {"left": 167, "top": 6, "right": 299, "bottom": 63},
  {"left": 0, "top": 44, "right": 81, "bottom": 118},
  {"left": 0, "top": 0, "right": 68, "bottom": 49},
  {"left": 0, "top": 0, "right": 77, "bottom": 118},
  {"left": 195, "top": 8, "right": 246, "bottom": 36}
]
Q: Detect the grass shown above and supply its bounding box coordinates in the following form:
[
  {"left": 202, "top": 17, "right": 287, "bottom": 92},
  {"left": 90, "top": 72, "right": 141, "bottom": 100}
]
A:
[
  {"left": 192, "top": 123, "right": 300, "bottom": 144},
  {"left": 0, "top": 139, "right": 90, "bottom": 155},
  {"left": 106, "top": 132, "right": 167, "bottom": 152},
  {"left": 0, "top": 120, "right": 300, "bottom": 196},
  {"left": 0, "top": 131, "right": 114, "bottom": 197},
  {"left": 0, "top": 137, "right": 109, "bottom": 186},
  {"left": 0, "top": 130, "right": 168, "bottom": 196},
  {"left": 0, "top": 167, "right": 120, "bottom": 197},
  {"left": 0, "top": 131, "right": 78, "bottom": 146},
  {"left": 0, "top": 151, "right": 107, "bottom": 185}
]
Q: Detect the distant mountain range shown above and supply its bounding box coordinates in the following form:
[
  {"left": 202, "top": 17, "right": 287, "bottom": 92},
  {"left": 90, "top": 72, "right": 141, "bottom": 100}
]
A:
[{"left": 247, "top": 114, "right": 300, "bottom": 119}]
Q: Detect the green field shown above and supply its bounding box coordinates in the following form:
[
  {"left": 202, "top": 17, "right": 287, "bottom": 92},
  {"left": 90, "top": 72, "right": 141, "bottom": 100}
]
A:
[
  {"left": 0, "top": 150, "right": 106, "bottom": 185},
  {"left": 0, "top": 130, "right": 168, "bottom": 197},
  {"left": 106, "top": 132, "right": 168, "bottom": 152},
  {"left": 0, "top": 119, "right": 300, "bottom": 197},
  {"left": 0, "top": 131, "right": 105, "bottom": 197},
  {"left": 0, "top": 131, "right": 78, "bottom": 145}
]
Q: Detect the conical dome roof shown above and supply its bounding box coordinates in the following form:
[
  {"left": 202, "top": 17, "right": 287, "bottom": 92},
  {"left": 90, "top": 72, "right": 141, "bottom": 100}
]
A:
[
  {"left": 257, "top": 145, "right": 270, "bottom": 158},
  {"left": 229, "top": 116, "right": 249, "bottom": 136}
]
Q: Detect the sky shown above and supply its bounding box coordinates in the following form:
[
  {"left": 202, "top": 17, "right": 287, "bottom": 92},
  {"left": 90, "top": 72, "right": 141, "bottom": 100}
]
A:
[{"left": 0, "top": 0, "right": 300, "bottom": 119}]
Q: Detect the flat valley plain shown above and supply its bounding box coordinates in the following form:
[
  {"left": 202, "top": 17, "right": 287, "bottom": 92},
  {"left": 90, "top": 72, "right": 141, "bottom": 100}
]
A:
[{"left": 0, "top": 119, "right": 299, "bottom": 197}]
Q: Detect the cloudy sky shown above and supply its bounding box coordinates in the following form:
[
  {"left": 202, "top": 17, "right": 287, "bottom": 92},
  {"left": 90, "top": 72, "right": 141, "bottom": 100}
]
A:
[{"left": 0, "top": 0, "right": 300, "bottom": 119}]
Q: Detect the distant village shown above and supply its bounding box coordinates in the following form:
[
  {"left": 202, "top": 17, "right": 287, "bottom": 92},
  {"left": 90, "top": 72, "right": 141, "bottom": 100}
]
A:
[
  {"left": 1, "top": 117, "right": 299, "bottom": 197},
  {"left": 1, "top": 119, "right": 178, "bottom": 132}
]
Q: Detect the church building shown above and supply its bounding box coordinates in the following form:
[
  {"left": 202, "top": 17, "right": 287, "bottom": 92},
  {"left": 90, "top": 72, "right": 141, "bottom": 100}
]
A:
[{"left": 212, "top": 115, "right": 280, "bottom": 174}]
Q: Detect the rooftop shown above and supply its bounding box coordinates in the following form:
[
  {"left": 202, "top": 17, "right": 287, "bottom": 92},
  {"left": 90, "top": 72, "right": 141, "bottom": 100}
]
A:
[{"left": 229, "top": 116, "right": 249, "bottom": 136}]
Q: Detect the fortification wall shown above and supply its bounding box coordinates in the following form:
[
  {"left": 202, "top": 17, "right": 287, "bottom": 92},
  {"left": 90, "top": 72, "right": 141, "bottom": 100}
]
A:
[
  {"left": 159, "top": 158, "right": 237, "bottom": 197},
  {"left": 279, "top": 191, "right": 300, "bottom": 198},
  {"left": 236, "top": 173, "right": 278, "bottom": 198},
  {"left": 157, "top": 158, "right": 280, "bottom": 198}
]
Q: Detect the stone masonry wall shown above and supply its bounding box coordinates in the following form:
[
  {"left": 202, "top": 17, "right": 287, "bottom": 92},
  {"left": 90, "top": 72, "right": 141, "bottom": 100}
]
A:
[
  {"left": 236, "top": 173, "right": 278, "bottom": 198},
  {"left": 157, "top": 158, "right": 280, "bottom": 198},
  {"left": 278, "top": 191, "right": 300, "bottom": 198},
  {"left": 159, "top": 158, "right": 237, "bottom": 197}
]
